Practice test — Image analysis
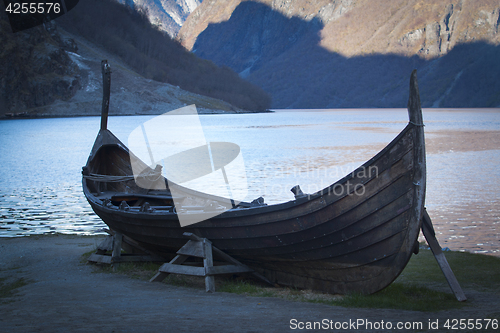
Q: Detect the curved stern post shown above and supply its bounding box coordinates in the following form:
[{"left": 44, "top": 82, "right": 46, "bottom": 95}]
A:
[
  {"left": 408, "top": 70, "right": 424, "bottom": 127},
  {"left": 408, "top": 71, "right": 467, "bottom": 301},
  {"left": 101, "top": 60, "right": 111, "bottom": 131},
  {"left": 407, "top": 70, "right": 426, "bottom": 225}
]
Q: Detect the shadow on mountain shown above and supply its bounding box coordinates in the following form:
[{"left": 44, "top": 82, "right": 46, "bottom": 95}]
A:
[
  {"left": 194, "top": 1, "right": 324, "bottom": 78},
  {"left": 193, "top": 1, "right": 500, "bottom": 108}
]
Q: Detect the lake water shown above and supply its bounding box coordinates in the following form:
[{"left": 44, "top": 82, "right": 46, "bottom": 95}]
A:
[{"left": 1, "top": 109, "right": 499, "bottom": 256}]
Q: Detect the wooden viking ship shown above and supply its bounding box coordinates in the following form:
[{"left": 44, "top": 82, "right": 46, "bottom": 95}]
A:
[{"left": 83, "top": 61, "right": 430, "bottom": 295}]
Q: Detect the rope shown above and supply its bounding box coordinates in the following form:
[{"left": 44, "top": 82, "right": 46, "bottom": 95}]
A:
[
  {"left": 83, "top": 173, "right": 136, "bottom": 182},
  {"left": 83, "top": 170, "right": 163, "bottom": 183}
]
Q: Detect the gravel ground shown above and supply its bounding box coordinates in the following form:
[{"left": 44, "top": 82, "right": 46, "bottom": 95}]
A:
[{"left": 0, "top": 235, "right": 498, "bottom": 333}]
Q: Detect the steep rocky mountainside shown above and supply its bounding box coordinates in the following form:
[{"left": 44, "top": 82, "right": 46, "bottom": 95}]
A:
[
  {"left": 0, "top": 0, "right": 270, "bottom": 116},
  {"left": 57, "top": 0, "right": 269, "bottom": 111},
  {"left": 117, "top": 0, "right": 201, "bottom": 37},
  {"left": 0, "top": 13, "right": 80, "bottom": 116},
  {"left": 318, "top": 0, "right": 499, "bottom": 58},
  {"left": 0, "top": 15, "right": 238, "bottom": 118},
  {"left": 178, "top": 0, "right": 500, "bottom": 108}
]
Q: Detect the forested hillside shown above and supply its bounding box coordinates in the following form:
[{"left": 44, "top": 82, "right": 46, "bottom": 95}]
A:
[
  {"left": 56, "top": 0, "right": 270, "bottom": 111},
  {"left": 0, "top": 10, "right": 80, "bottom": 115}
]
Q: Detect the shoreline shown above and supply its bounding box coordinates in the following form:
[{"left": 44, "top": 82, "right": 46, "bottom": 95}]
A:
[
  {"left": 271, "top": 107, "right": 500, "bottom": 113},
  {"left": 4, "top": 107, "right": 499, "bottom": 119},
  {"left": 0, "top": 108, "right": 272, "bottom": 120}
]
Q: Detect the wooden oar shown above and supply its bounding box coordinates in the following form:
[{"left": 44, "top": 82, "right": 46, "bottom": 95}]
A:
[{"left": 421, "top": 209, "right": 467, "bottom": 301}]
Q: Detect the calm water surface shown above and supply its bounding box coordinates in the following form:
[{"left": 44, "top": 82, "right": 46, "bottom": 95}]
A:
[{"left": 0, "top": 109, "right": 499, "bottom": 255}]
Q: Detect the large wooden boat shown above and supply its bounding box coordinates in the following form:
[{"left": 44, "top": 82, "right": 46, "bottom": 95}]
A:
[{"left": 82, "top": 61, "right": 426, "bottom": 294}]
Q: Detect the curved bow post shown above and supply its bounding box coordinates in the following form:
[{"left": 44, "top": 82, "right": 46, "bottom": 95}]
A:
[{"left": 101, "top": 60, "right": 111, "bottom": 131}]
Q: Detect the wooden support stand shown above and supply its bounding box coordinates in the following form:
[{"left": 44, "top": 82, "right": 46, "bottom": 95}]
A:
[
  {"left": 88, "top": 229, "right": 164, "bottom": 269},
  {"left": 421, "top": 209, "right": 467, "bottom": 302},
  {"left": 150, "top": 232, "right": 272, "bottom": 292}
]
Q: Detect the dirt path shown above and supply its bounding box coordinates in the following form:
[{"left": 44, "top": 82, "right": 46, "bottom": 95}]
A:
[{"left": 0, "top": 235, "right": 497, "bottom": 332}]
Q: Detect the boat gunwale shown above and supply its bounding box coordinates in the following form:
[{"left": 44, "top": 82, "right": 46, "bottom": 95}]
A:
[{"left": 83, "top": 122, "right": 417, "bottom": 221}]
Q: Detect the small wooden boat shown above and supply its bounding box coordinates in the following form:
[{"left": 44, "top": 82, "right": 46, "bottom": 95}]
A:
[{"left": 83, "top": 61, "right": 426, "bottom": 294}]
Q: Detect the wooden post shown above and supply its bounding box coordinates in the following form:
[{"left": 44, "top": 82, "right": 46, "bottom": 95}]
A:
[
  {"left": 96, "top": 235, "right": 113, "bottom": 254},
  {"left": 112, "top": 231, "right": 123, "bottom": 271},
  {"left": 203, "top": 238, "right": 215, "bottom": 292},
  {"left": 422, "top": 210, "right": 467, "bottom": 302},
  {"left": 88, "top": 230, "right": 165, "bottom": 265},
  {"left": 101, "top": 60, "right": 111, "bottom": 131}
]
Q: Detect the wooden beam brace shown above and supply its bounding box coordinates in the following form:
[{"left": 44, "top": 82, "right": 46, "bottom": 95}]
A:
[
  {"left": 211, "top": 243, "right": 273, "bottom": 285},
  {"left": 149, "top": 254, "right": 189, "bottom": 282},
  {"left": 158, "top": 263, "right": 206, "bottom": 276},
  {"left": 422, "top": 209, "right": 467, "bottom": 302},
  {"left": 88, "top": 253, "right": 112, "bottom": 264},
  {"left": 150, "top": 233, "right": 274, "bottom": 291}
]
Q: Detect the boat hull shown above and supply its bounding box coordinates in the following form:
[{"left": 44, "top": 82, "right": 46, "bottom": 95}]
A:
[{"left": 82, "top": 70, "right": 426, "bottom": 294}]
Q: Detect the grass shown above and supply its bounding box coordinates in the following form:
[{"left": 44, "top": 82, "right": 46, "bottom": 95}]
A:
[
  {"left": 111, "top": 262, "right": 162, "bottom": 280},
  {"left": 396, "top": 246, "right": 500, "bottom": 293},
  {"left": 315, "top": 248, "right": 499, "bottom": 312},
  {"left": 217, "top": 280, "right": 267, "bottom": 295},
  {"left": 84, "top": 248, "right": 500, "bottom": 312},
  {"left": 325, "top": 283, "right": 462, "bottom": 312}
]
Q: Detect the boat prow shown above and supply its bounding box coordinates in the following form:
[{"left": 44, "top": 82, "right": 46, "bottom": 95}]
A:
[{"left": 83, "top": 62, "right": 427, "bottom": 295}]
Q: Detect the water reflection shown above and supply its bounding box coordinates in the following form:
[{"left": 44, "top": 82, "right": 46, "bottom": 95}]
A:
[
  {"left": 423, "top": 150, "right": 500, "bottom": 255},
  {"left": 0, "top": 185, "right": 105, "bottom": 237}
]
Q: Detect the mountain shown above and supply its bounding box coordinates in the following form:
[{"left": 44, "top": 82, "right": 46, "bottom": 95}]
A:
[
  {"left": 177, "top": 0, "right": 500, "bottom": 108},
  {"left": 116, "top": 0, "right": 202, "bottom": 37},
  {"left": 0, "top": 0, "right": 270, "bottom": 117},
  {"left": 0, "top": 12, "right": 80, "bottom": 116}
]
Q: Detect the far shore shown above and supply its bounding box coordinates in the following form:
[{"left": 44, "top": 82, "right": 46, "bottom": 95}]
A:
[
  {"left": 0, "top": 108, "right": 272, "bottom": 120},
  {"left": 270, "top": 107, "right": 500, "bottom": 113},
  {"left": 3, "top": 107, "right": 499, "bottom": 120}
]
